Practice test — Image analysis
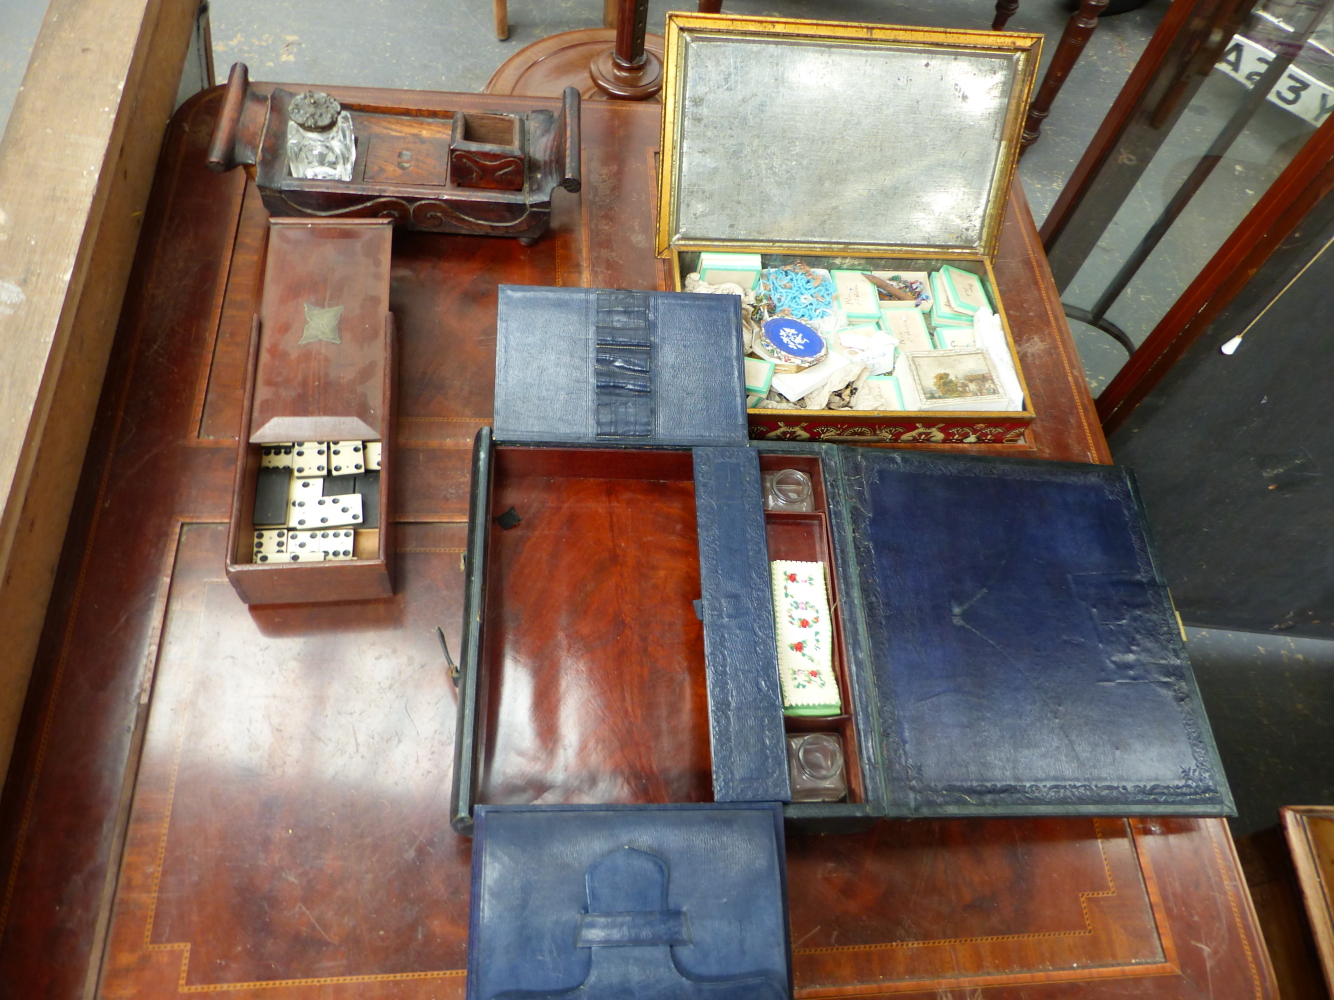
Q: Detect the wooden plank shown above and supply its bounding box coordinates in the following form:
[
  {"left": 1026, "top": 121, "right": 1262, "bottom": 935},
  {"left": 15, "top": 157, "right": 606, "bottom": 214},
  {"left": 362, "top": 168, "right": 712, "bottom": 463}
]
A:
[{"left": 0, "top": 0, "right": 199, "bottom": 793}]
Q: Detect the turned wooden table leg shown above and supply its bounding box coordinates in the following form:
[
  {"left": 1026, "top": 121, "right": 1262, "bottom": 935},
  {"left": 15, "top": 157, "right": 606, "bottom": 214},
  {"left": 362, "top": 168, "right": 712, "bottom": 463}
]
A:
[
  {"left": 603, "top": 0, "right": 618, "bottom": 30},
  {"left": 589, "top": 0, "right": 662, "bottom": 99},
  {"left": 1021, "top": 0, "right": 1109, "bottom": 151},
  {"left": 698, "top": 0, "right": 724, "bottom": 13},
  {"left": 992, "top": 0, "right": 1020, "bottom": 31},
  {"left": 494, "top": 0, "right": 509, "bottom": 40}
]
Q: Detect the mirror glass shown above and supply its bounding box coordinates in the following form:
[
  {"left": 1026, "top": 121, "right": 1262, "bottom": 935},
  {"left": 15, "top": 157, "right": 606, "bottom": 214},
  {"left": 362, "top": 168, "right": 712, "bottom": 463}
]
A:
[{"left": 671, "top": 33, "right": 1025, "bottom": 251}]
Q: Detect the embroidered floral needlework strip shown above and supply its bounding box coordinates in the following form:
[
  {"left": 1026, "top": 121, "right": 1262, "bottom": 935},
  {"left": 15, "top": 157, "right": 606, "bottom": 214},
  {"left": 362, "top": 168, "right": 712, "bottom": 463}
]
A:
[{"left": 771, "top": 560, "right": 842, "bottom": 716}]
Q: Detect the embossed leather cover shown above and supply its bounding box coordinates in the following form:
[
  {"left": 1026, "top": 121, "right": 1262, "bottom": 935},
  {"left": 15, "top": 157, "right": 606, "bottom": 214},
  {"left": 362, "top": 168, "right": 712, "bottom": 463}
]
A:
[
  {"left": 836, "top": 450, "right": 1234, "bottom": 817},
  {"left": 493, "top": 285, "right": 747, "bottom": 446},
  {"left": 467, "top": 803, "right": 790, "bottom": 1000},
  {"left": 693, "top": 448, "right": 789, "bottom": 803}
]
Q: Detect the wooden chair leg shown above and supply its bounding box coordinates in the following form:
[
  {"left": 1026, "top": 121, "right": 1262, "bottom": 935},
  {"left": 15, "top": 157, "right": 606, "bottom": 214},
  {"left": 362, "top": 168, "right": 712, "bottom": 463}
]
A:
[
  {"left": 992, "top": 0, "right": 1020, "bottom": 30},
  {"left": 494, "top": 0, "right": 509, "bottom": 40},
  {"left": 1021, "top": 0, "right": 1109, "bottom": 151},
  {"left": 604, "top": 0, "right": 617, "bottom": 29},
  {"left": 697, "top": 0, "right": 723, "bottom": 13}
]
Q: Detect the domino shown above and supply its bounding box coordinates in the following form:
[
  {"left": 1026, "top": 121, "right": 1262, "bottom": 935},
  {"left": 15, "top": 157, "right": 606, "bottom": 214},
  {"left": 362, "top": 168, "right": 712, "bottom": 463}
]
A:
[
  {"left": 292, "top": 441, "right": 327, "bottom": 477},
  {"left": 252, "top": 528, "right": 287, "bottom": 562},
  {"left": 254, "top": 468, "right": 293, "bottom": 528},
  {"left": 328, "top": 441, "right": 365, "bottom": 475},
  {"left": 286, "top": 475, "right": 326, "bottom": 527},
  {"left": 260, "top": 443, "right": 294, "bottom": 469},
  {"left": 286, "top": 530, "right": 324, "bottom": 556},
  {"left": 289, "top": 474, "right": 324, "bottom": 503},
  {"left": 285, "top": 549, "right": 326, "bottom": 563},
  {"left": 311, "top": 493, "right": 363, "bottom": 528},
  {"left": 364, "top": 441, "right": 381, "bottom": 471},
  {"left": 318, "top": 528, "right": 356, "bottom": 560},
  {"left": 357, "top": 471, "right": 380, "bottom": 528},
  {"left": 290, "top": 493, "right": 362, "bottom": 529}
]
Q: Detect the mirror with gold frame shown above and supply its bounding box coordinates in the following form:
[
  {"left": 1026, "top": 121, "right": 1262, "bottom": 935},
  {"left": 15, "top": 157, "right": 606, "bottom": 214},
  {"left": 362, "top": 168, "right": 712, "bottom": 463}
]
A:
[{"left": 657, "top": 15, "right": 1042, "bottom": 260}]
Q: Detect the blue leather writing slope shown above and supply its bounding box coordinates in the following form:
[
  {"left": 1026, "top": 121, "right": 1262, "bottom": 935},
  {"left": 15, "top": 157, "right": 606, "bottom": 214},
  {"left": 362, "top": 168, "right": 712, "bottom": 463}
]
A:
[
  {"left": 468, "top": 803, "right": 790, "bottom": 1000},
  {"left": 837, "top": 449, "right": 1233, "bottom": 816},
  {"left": 693, "top": 448, "right": 789, "bottom": 803},
  {"left": 493, "top": 286, "right": 748, "bottom": 446}
]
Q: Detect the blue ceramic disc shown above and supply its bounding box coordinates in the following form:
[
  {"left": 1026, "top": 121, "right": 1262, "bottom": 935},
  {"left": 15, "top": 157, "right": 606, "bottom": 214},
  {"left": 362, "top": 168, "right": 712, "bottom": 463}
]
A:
[{"left": 761, "top": 317, "right": 825, "bottom": 362}]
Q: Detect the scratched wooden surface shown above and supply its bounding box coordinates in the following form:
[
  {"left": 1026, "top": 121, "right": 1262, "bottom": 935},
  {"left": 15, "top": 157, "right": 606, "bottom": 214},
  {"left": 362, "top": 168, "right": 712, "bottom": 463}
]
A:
[{"left": 0, "top": 85, "right": 1271, "bottom": 999}]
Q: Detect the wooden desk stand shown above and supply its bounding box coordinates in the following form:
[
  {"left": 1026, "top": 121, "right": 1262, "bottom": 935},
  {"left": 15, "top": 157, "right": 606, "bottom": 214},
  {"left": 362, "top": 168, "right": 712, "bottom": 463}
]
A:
[{"left": 0, "top": 85, "right": 1273, "bottom": 1000}]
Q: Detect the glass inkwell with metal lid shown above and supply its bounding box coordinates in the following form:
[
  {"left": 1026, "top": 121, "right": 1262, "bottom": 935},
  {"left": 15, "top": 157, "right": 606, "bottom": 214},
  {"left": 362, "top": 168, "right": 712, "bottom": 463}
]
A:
[{"left": 286, "top": 90, "right": 355, "bottom": 182}]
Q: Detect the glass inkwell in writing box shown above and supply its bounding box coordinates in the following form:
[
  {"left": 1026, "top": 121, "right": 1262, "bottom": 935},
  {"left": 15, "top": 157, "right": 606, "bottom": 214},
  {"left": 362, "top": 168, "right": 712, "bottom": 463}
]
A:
[
  {"left": 205, "top": 62, "right": 581, "bottom": 243},
  {"left": 657, "top": 15, "right": 1043, "bottom": 445}
]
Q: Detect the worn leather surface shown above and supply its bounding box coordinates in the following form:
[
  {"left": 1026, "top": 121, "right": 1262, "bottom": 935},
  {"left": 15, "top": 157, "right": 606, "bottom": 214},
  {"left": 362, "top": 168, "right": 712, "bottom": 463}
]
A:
[
  {"left": 468, "top": 803, "right": 789, "bottom": 1000},
  {"left": 692, "top": 448, "right": 789, "bottom": 804},
  {"left": 493, "top": 285, "right": 746, "bottom": 446},
  {"left": 837, "top": 450, "right": 1233, "bottom": 816}
]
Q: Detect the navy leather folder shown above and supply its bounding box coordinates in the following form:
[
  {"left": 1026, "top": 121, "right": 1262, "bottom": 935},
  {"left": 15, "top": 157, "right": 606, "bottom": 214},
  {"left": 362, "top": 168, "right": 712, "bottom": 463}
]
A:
[
  {"left": 492, "top": 285, "right": 748, "bottom": 447},
  {"left": 832, "top": 448, "right": 1232, "bottom": 817},
  {"left": 467, "top": 803, "right": 791, "bottom": 1000}
]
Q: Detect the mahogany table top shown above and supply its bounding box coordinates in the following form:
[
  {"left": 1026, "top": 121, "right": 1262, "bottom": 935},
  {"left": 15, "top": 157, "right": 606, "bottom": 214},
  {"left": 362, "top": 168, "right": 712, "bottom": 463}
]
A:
[{"left": 0, "top": 85, "right": 1271, "bottom": 1000}]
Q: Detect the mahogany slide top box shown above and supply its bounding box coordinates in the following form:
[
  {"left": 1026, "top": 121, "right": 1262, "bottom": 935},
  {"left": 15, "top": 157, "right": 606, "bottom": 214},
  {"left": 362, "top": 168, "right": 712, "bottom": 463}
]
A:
[{"left": 251, "top": 218, "right": 392, "bottom": 443}]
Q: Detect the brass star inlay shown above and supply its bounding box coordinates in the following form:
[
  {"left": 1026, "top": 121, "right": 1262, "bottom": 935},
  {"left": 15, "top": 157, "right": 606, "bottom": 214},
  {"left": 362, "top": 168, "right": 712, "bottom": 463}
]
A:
[{"left": 299, "top": 303, "right": 343, "bottom": 345}]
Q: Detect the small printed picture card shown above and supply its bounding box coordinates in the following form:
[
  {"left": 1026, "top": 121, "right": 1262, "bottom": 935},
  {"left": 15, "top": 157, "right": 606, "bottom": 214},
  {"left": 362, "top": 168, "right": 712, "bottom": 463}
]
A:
[
  {"left": 771, "top": 560, "right": 842, "bottom": 717},
  {"left": 260, "top": 443, "right": 294, "bottom": 469},
  {"left": 364, "top": 441, "right": 382, "bottom": 471},
  {"left": 939, "top": 264, "right": 991, "bottom": 315},
  {"left": 292, "top": 442, "right": 327, "bottom": 477},
  {"left": 328, "top": 441, "right": 365, "bottom": 475},
  {"left": 907, "top": 349, "right": 1007, "bottom": 409},
  {"left": 831, "top": 271, "right": 882, "bottom": 321}
]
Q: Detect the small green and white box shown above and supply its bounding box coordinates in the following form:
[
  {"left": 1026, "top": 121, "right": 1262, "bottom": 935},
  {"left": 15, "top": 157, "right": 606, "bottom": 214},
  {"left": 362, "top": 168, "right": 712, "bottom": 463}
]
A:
[
  {"left": 698, "top": 252, "right": 763, "bottom": 290},
  {"left": 939, "top": 264, "right": 992, "bottom": 315},
  {"left": 744, "top": 356, "right": 776, "bottom": 396},
  {"left": 832, "top": 270, "right": 883, "bottom": 321}
]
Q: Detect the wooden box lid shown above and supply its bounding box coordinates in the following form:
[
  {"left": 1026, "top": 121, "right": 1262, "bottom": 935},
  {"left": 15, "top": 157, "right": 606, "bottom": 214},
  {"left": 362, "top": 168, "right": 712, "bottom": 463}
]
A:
[
  {"left": 656, "top": 15, "right": 1041, "bottom": 262},
  {"left": 251, "top": 218, "right": 393, "bottom": 443}
]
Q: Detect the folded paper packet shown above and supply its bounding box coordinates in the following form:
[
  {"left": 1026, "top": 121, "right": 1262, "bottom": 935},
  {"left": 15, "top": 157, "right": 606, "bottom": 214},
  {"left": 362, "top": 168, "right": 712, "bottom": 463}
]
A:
[
  {"left": 837, "top": 324, "right": 898, "bottom": 375},
  {"left": 770, "top": 349, "right": 855, "bottom": 403},
  {"left": 771, "top": 560, "right": 842, "bottom": 716}
]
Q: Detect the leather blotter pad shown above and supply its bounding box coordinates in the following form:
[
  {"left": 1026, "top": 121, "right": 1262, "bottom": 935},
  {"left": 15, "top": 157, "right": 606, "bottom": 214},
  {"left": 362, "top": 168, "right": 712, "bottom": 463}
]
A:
[
  {"left": 494, "top": 285, "right": 748, "bottom": 446},
  {"left": 468, "top": 803, "right": 790, "bottom": 1000},
  {"left": 839, "top": 450, "right": 1233, "bottom": 816}
]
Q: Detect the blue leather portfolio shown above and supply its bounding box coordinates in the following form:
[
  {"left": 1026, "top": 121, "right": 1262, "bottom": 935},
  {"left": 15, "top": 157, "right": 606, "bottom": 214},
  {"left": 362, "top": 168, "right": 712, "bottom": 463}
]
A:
[
  {"left": 467, "top": 803, "right": 791, "bottom": 1000},
  {"left": 492, "top": 285, "right": 748, "bottom": 447},
  {"left": 833, "top": 448, "right": 1232, "bottom": 817}
]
